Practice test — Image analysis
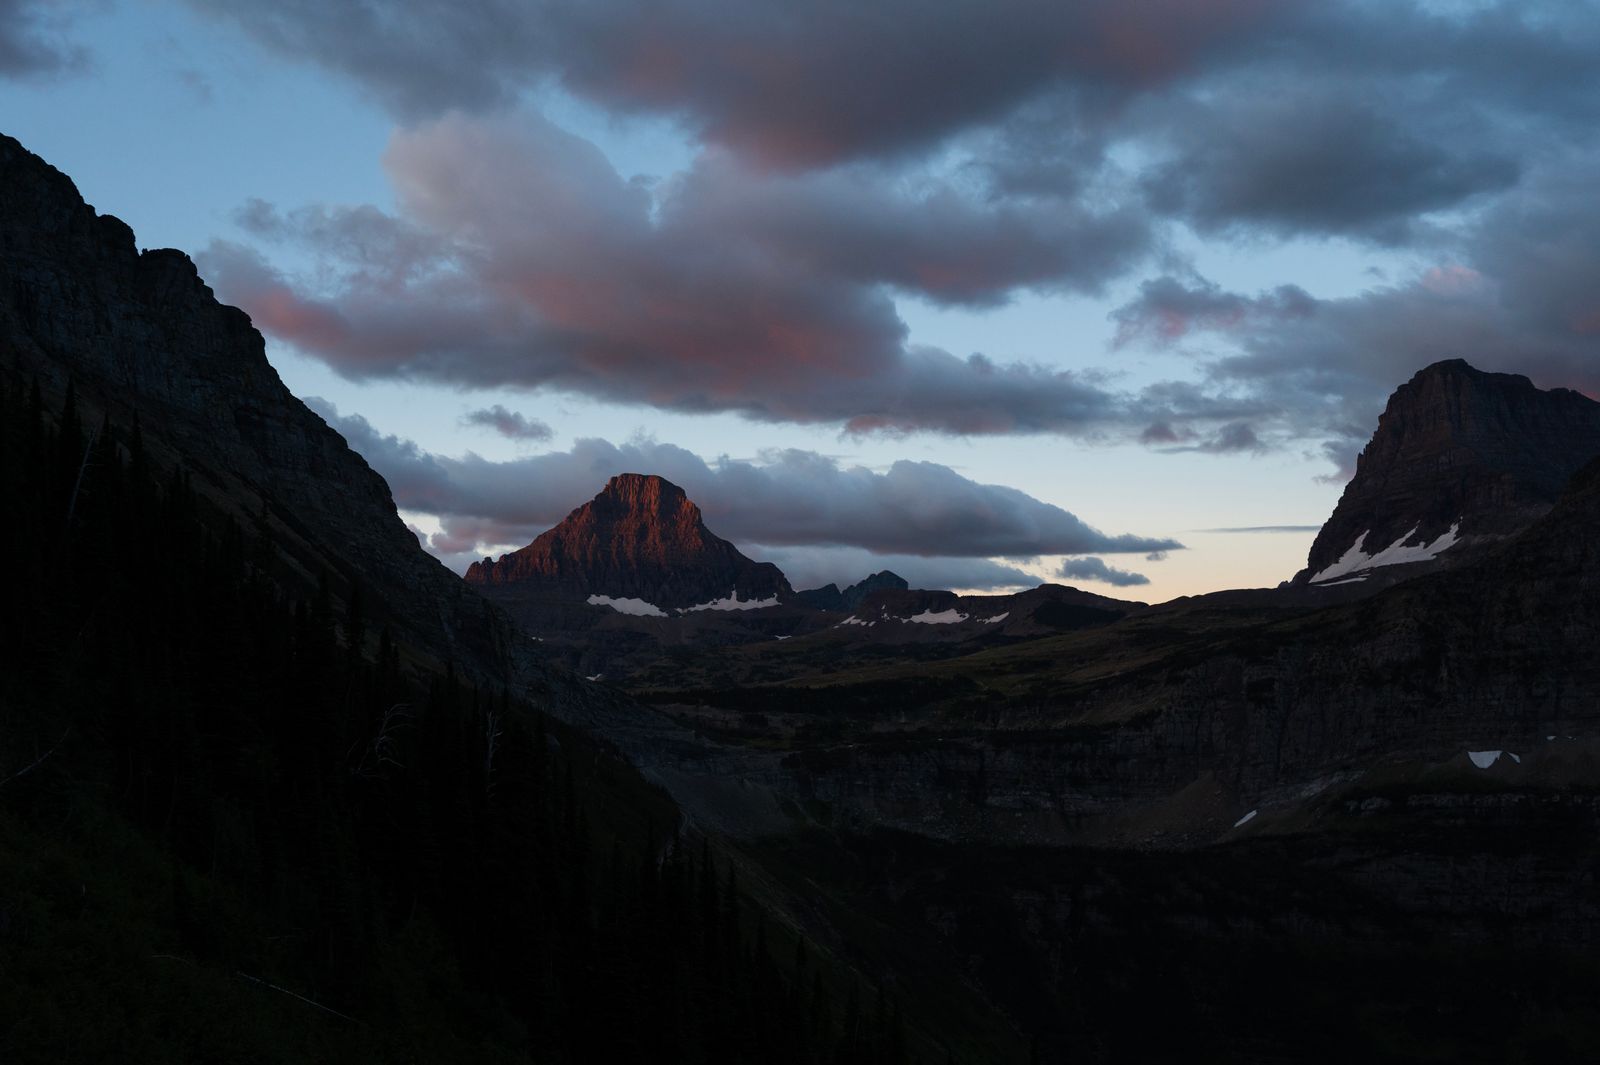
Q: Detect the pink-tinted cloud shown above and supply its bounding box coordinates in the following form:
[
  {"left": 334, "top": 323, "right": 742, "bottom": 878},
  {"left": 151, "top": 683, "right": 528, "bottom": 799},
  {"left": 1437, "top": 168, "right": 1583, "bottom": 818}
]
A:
[{"left": 204, "top": 112, "right": 1170, "bottom": 435}]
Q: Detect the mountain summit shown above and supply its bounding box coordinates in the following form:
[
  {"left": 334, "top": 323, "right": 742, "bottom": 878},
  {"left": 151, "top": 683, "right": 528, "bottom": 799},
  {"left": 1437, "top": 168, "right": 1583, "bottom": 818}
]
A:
[
  {"left": 1299, "top": 359, "right": 1600, "bottom": 585},
  {"left": 465, "top": 473, "right": 791, "bottom": 610}
]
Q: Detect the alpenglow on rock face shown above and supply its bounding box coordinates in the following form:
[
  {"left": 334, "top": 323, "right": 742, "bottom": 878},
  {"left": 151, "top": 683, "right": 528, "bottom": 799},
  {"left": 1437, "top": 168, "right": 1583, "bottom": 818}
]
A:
[
  {"left": 1299, "top": 359, "right": 1600, "bottom": 584},
  {"left": 465, "top": 473, "right": 792, "bottom": 610}
]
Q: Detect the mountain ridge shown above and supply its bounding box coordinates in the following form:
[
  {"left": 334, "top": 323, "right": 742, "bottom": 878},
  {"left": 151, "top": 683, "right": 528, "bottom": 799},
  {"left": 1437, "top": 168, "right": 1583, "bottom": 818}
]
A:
[{"left": 1297, "top": 358, "right": 1600, "bottom": 586}]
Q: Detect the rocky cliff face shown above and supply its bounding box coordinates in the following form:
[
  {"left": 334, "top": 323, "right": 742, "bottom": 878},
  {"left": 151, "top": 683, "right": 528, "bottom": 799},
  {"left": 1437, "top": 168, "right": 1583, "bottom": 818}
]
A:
[
  {"left": 0, "top": 132, "right": 532, "bottom": 680},
  {"left": 466, "top": 473, "right": 791, "bottom": 610},
  {"left": 1299, "top": 359, "right": 1600, "bottom": 584}
]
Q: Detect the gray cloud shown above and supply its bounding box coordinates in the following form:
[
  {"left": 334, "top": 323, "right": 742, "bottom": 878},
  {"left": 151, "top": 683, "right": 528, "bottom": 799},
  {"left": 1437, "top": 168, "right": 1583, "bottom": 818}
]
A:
[
  {"left": 184, "top": 0, "right": 1290, "bottom": 166},
  {"left": 0, "top": 0, "right": 89, "bottom": 78},
  {"left": 1119, "top": 1, "right": 1600, "bottom": 241},
  {"left": 1111, "top": 156, "right": 1600, "bottom": 474},
  {"left": 751, "top": 546, "right": 1040, "bottom": 595},
  {"left": 1055, "top": 556, "right": 1150, "bottom": 587},
  {"left": 461, "top": 405, "right": 554, "bottom": 442},
  {"left": 306, "top": 397, "right": 1182, "bottom": 567},
  {"left": 1139, "top": 85, "right": 1521, "bottom": 242},
  {"left": 1175, "top": 421, "right": 1265, "bottom": 455}
]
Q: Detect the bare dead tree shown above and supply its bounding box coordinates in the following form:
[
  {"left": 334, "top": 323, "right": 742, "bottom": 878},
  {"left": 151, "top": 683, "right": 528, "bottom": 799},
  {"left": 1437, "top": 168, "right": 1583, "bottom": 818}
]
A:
[
  {"left": 482, "top": 704, "right": 504, "bottom": 800},
  {"left": 63, "top": 423, "right": 101, "bottom": 528},
  {"left": 0, "top": 725, "right": 71, "bottom": 790},
  {"left": 349, "top": 703, "right": 413, "bottom": 779},
  {"left": 234, "top": 970, "right": 359, "bottom": 1023}
]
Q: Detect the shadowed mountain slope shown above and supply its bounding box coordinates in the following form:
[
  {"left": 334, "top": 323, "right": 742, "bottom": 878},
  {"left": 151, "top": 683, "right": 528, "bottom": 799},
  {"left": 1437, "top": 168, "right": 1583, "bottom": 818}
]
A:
[{"left": 1298, "top": 358, "right": 1600, "bottom": 586}]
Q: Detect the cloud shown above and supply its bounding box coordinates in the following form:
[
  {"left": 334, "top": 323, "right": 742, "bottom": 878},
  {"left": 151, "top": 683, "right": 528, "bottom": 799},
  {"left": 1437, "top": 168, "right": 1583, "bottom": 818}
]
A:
[
  {"left": 1118, "top": 1, "right": 1600, "bottom": 241},
  {"left": 203, "top": 111, "right": 1166, "bottom": 436},
  {"left": 1112, "top": 274, "right": 1314, "bottom": 348},
  {"left": 750, "top": 546, "right": 1040, "bottom": 595},
  {"left": 1174, "top": 421, "right": 1264, "bottom": 455},
  {"left": 305, "top": 397, "right": 1183, "bottom": 568},
  {"left": 1197, "top": 525, "right": 1321, "bottom": 534},
  {"left": 0, "top": 0, "right": 89, "bottom": 78},
  {"left": 1139, "top": 87, "right": 1520, "bottom": 242},
  {"left": 1111, "top": 155, "right": 1600, "bottom": 473},
  {"left": 184, "top": 0, "right": 1600, "bottom": 468},
  {"left": 185, "top": 0, "right": 1291, "bottom": 167},
  {"left": 461, "top": 405, "right": 554, "bottom": 442},
  {"left": 1055, "top": 556, "right": 1150, "bottom": 587}
]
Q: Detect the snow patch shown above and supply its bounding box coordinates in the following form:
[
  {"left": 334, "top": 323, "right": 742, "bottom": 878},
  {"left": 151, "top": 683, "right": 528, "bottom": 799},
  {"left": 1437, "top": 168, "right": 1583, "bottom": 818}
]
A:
[
  {"left": 1316, "top": 576, "right": 1368, "bottom": 587},
  {"left": 1233, "top": 809, "right": 1258, "bottom": 828},
  {"left": 907, "top": 608, "right": 969, "bottom": 625},
  {"left": 587, "top": 594, "right": 667, "bottom": 617},
  {"left": 1311, "top": 521, "right": 1461, "bottom": 583},
  {"left": 1465, "top": 749, "right": 1526, "bottom": 768},
  {"left": 585, "top": 673, "right": 604, "bottom": 682},
  {"left": 979, "top": 612, "right": 1010, "bottom": 624},
  {"left": 774, "top": 635, "right": 791, "bottom": 641},
  {"left": 683, "top": 589, "right": 780, "bottom": 612}
]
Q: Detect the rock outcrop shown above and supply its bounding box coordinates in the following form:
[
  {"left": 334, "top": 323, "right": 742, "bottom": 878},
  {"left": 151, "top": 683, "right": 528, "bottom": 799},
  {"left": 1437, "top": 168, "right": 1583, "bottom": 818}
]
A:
[
  {"left": 466, "top": 473, "right": 791, "bottom": 611},
  {"left": 1298, "top": 359, "right": 1600, "bottom": 585}
]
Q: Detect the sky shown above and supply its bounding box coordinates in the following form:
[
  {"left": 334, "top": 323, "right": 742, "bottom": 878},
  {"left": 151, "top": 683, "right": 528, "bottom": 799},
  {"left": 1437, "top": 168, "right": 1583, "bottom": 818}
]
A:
[{"left": 4, "top": 0, "right": 1597, "bottom": 601}]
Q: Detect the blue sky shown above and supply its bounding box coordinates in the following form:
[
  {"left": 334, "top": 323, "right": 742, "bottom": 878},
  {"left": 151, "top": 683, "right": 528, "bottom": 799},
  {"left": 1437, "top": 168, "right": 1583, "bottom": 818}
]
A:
[{"left": 6, "top": 0, "right": 1596, "bottom": 600}]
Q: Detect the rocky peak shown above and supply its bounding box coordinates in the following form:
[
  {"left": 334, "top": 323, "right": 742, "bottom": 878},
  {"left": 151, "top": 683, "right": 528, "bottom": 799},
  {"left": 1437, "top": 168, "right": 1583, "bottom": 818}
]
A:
[
  {"left": 841, "top": 570, "right": 909, "bottom": 609},
  {"left": 795, "top": 569, "right": 910, "bottom": 611},
  {"left": 465, "top": 473, "right": 792, "bottom": 610},
  {"left": 1299, "top": 359, "right": 1600, "bottom": 584}
]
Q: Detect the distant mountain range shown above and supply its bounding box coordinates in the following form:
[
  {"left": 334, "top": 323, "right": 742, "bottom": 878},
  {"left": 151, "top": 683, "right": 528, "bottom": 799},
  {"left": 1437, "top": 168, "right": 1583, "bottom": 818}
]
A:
[
  {"left": 463, "top": 355, "right": 1600, "bottom": 685},
  {"left": 462, "top": 470, "right": 1157, "bottom": 681}
]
